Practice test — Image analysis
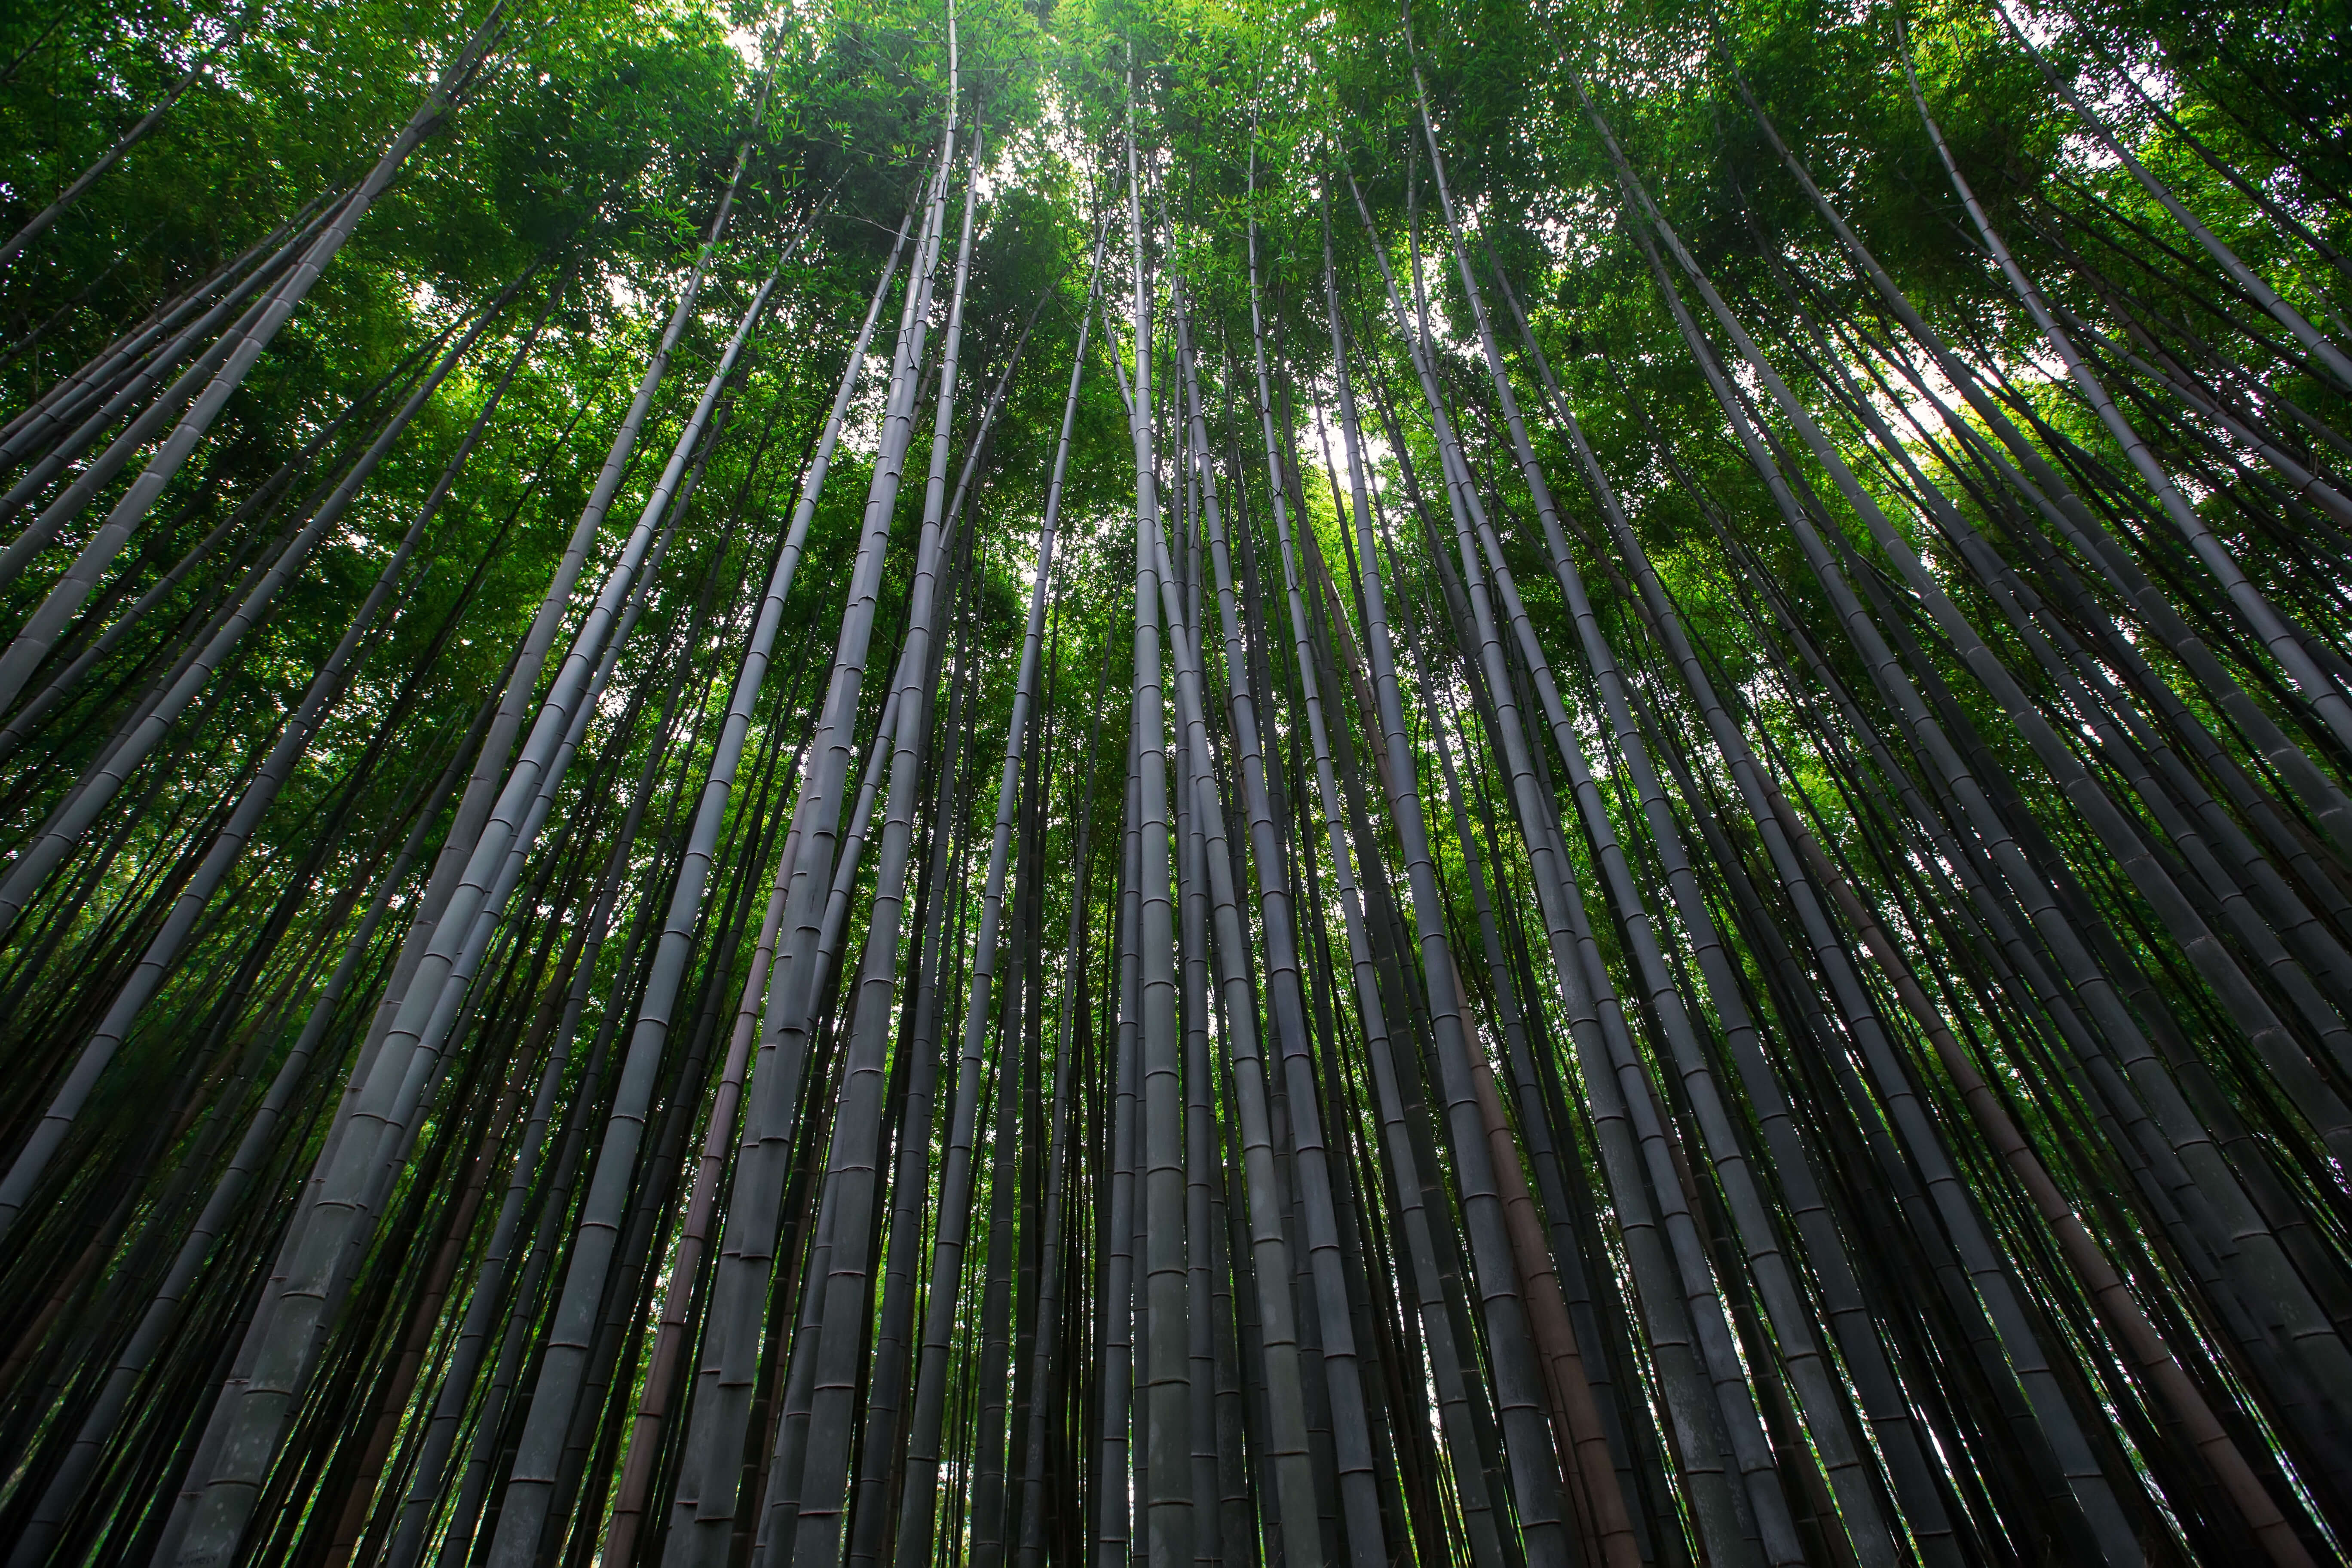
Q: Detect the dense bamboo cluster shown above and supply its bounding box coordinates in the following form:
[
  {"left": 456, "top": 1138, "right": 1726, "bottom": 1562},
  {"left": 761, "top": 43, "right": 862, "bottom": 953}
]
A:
[{"left": 3, "top": 0, "right": 2352, "bottom": 1563}]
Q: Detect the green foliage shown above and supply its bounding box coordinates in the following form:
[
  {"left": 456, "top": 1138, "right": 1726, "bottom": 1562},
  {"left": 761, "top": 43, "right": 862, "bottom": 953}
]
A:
[{"left": 3, "top": 0, "right": 2351, "bottom": 1557}]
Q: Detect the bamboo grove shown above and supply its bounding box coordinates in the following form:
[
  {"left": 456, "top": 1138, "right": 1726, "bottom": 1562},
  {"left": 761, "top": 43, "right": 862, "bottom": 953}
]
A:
[{"left": 2, "top": 0, "right": 2351, "bottom": 1561}]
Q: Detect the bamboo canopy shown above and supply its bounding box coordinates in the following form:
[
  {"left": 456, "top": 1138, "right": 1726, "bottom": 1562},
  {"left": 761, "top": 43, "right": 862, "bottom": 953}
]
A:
[{"left": 1, "top": 0, "right": 2350, "bottom": 1561}]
